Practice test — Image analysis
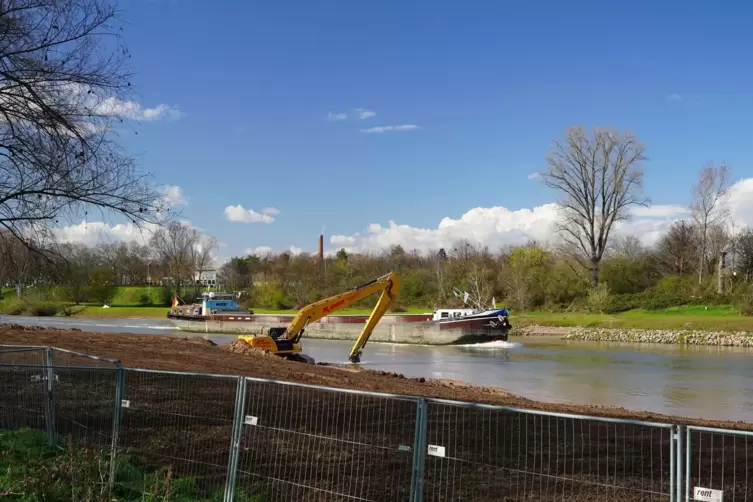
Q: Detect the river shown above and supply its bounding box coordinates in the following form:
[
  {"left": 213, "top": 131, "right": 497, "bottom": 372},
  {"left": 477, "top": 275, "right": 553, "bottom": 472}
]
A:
[{"left": 2, "top": 315, "right": 752, "bottom": 422}]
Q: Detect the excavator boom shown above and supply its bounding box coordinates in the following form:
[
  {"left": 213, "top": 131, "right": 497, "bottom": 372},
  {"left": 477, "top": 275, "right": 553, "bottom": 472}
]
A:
[
  {"left": 284, "top": 272, "right": 400, "bottom": 362},
  {"left": 238, "top": 272, "right": 399, "bottom": 363}
]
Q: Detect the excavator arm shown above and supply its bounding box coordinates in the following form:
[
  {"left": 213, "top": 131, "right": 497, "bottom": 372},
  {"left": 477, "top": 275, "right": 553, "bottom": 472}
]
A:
[{"left": 281, "top": 272, "right": 400, "bottom": 363}]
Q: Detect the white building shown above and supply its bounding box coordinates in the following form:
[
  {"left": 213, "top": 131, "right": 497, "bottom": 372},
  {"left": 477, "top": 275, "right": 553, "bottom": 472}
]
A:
[{"left": 195, "top": 269, "right": 218, "bottom": 288}]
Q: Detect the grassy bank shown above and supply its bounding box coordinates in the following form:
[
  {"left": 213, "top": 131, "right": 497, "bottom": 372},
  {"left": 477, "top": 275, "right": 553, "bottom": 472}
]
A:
[
  {"left": 3, "top": 285, "right": 753, "bottom": 333},
  {"left": 515, "top": 306, "right": 753, "bottom": 332},
  {"left": 0, "top": 427, "right": 263, "bottom": 501}
]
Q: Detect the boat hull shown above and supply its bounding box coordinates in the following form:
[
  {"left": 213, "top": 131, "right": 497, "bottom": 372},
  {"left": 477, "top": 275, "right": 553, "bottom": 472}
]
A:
[{"left": 166, "top": 312, "right": 510, "bottom": 344}]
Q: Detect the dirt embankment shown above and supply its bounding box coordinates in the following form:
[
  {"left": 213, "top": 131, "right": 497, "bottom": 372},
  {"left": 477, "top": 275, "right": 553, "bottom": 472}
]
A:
[{"left": 0, "top": 324, "right": 751, "bottom": 431}]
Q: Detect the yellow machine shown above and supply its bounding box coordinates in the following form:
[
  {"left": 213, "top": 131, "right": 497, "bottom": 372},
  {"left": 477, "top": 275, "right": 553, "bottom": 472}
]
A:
[{"left": 237, "top": 272, "right": 400, "bottom": 363}]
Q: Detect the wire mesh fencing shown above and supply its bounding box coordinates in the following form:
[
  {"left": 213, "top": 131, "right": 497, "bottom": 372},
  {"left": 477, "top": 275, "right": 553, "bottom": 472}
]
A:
[
  {"left": 419, "top": 399, "right": 676, "bottom": 502},
  {"left": 4, "top": 345, "right": 753, "bottom": 501},
  {"left": 0, "top": 345, "right": 47, "bottom": 365},
  {"left": 114, "top": 368, "right": 239, "bottom": 500},
  {"left": 233, "top": 378, "right": 418, "bottom": 502},
  {"left": 685, "top": 426, "right": 753, "bottom": 502},
  {"left": 0, "top": 363, "right": 49, "bottom": 433}
]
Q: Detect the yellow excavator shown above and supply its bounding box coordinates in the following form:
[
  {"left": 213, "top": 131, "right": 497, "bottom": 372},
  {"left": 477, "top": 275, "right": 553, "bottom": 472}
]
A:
[{"left": 237, "top": 272, "right": 400, "bottom": 363}]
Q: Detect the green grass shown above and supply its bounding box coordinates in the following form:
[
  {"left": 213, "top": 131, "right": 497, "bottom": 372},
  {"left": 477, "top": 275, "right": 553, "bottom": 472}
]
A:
[
  {"left": 0, "top": 427, "right": 267, "bottom": 501},
  {"left": 515, "top": 305, "right": 753, "bottom": 332}
]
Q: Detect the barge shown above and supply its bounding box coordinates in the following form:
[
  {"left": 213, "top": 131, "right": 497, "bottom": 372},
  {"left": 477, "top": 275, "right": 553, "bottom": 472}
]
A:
[{"left": 166, "top": 290, "right": 512, "bottom": 344}]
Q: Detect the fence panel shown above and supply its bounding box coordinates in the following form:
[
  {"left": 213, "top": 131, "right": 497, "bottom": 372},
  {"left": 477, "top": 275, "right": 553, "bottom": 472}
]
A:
[
  {"left": 422, "top": 399, "right": 675, "bottom": 502},
  {"left": 53, "top": 366, "right": 118, "bottom": 450},
  {"left": 685, "top": 426, "right": 753, "bottom": 502},
  {"left": 116, "top": 369, "right": 238, "bottom": 500},
  {"left": 0, "top": 364, "right": 48, "bottom": 432},
  {"left": 0, "top": 346, "right": 46, "bottom": 365},
  {"left": 234, "top": 378, "right": 418, "bottom": 502}
]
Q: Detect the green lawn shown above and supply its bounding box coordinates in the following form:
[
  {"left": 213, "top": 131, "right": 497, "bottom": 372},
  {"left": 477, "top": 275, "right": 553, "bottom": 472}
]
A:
[{"left": 515, "top": 306, "right": 753, "bottom": 332}]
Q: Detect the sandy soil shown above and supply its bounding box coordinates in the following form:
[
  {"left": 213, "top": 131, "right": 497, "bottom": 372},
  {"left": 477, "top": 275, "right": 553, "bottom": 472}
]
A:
[{"left": 1, "top": 324, "right": 751, "bottom": 501}]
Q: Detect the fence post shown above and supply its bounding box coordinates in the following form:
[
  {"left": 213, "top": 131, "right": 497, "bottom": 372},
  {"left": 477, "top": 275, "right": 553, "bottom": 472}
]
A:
[
  {"left": 44, "top": 347, "right": 56, "bottom": 446},
  {"left": 684, "top": 427, "right": 691, "bottom": 502},
  {"left": 675, "top": 425, "right": 684, "bottom": 502},
  {"left": 224, "top": 376, "right": 247, "bottom": 502},
  {"left": 410, "top": 397, "right": 428, "bottom": 502},
  {"left": 109, "top": 364, "right": 125, "bottom": 491}
]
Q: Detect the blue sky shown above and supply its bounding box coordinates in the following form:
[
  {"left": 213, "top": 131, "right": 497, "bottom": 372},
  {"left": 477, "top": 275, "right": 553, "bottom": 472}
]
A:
[{"left": 74, "top": 0, "right": 753, "bottom": 259}]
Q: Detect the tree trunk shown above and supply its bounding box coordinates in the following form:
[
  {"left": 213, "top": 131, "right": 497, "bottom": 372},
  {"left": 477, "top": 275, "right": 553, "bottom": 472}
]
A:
[
  {"left": 15, "top": 283, "right": 23, "bottom": 299},
  {"left": 698, "top": 229, "right": 706, "bottom": 286},
  {"left": 591, "top": 259, "right": 599, "bottom": 289}
]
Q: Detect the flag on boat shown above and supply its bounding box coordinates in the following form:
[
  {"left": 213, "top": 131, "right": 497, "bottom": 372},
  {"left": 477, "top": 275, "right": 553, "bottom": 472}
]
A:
[{"left": 171, "top": 296, "right": 179, "bottom": 308}]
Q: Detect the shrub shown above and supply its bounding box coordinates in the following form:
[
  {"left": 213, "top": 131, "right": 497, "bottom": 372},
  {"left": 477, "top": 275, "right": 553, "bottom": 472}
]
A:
[
  {"left": 138, "top": 292, "right": 152, "bottom": 306},
  {"left": 159, "top": 285, "right": 175, "bottom": 307},
  {"left": 587, "top": 282, "right": 612, "bottom": 314},
  {"left": 0, "top": 298, "right": 25, "bottom": 315}
]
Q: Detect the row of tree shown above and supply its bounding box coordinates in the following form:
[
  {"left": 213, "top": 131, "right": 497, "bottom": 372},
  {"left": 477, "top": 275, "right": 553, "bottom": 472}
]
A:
[
  {"left": 4, "top": 214, "right": 750, "bottom": 313},
  {"left": 0, "top": 221, "right": 217, "bottom": 303},
  {"left": 213, "top": 221, "right": 753, "bottom": 312}
]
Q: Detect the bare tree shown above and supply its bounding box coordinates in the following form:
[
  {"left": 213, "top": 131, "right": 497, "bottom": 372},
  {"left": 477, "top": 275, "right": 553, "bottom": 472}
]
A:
[
  {"left": 655, "top": 220, "right": 698, "bottom": 275},
  {"left": 540, "top": 125, "right": 648, "bottom": 288},
  {"left": 189, "top": 235, "right": 218, "bottom": 286},
  {"left": 0, "top": 230, "right": 47, "bottom": 297},
  {"left": 0, "top": 0, "right": 171, "bottom": 252},
  {"left": 690, "top": 162, "right": 729, "bottom": 286},
  {"left": 734, "top": 229, "right": 753, "bottom": 282},
  {"left": 149, "top": 221, "right": 203, "bottom": 295}
]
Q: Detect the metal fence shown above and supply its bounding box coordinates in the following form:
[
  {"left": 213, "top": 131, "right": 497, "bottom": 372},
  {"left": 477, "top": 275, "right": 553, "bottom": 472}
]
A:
[{"left": 0, "top": 346, "right": 749, "bottom": 501}]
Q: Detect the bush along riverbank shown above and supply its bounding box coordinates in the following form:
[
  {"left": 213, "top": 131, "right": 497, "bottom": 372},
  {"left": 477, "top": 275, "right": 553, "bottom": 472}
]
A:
[{"left": 558, "top": 326, "right": 753, "bottom": 347}]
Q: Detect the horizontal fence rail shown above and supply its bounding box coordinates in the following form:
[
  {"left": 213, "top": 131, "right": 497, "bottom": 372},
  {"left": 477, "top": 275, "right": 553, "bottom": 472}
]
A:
[{"left": 0, "top": 345, "right": 749, "bottom": 501}]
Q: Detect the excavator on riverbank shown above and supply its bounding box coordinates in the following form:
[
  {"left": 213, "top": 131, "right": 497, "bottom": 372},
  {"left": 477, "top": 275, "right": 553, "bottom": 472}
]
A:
[{"left": 237, "top": 272, "right": 400, "bottom": 364}]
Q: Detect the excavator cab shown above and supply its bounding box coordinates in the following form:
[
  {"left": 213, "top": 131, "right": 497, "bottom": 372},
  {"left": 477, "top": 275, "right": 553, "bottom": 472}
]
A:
[{"left": 237, "top": 272, "right": 400, "bottom": 363}]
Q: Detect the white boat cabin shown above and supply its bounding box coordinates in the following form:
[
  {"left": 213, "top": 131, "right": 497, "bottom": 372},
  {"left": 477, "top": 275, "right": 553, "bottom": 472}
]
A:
[{"left": 431, "top": 308, "right": 477, "bottom": 321}]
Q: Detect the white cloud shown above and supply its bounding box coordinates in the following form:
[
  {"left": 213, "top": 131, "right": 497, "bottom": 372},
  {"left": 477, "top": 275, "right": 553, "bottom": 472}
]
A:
[
  {"left": 70, "top": 86, "right": 182, "bottom": 122},
  {"left": 327, "top": 112, "right": 348, "bottom": 121},
  {"left": 245, "top": 246, "right": 273, "bottom": 257},
  {"left": 324, "top": 178, "right": 753, "bottom": 255},
  {"left": 289, "top": 246, "right": 303, "bottom": 255},
  {"left": 162, "top": 185, "right": 187, "bottom": 206},
  {"left": 527, "top": 172, "right": 540, "bottom": 180},
  {"left": 51, "top": 218, "right": 214, "bottom": 248},
  {"left": 52, "top": 221, "right": 158, "bottom": 246},
  {"left": 355, "top": 108, "right": 376, "bottom": 119},
  {"left": 327, "top": 108, "right": 377, "bottom": 121},
  {"left": 224, "top": 204, "right": 277, "bottom": 223},
  {"left": 630, "top": 204, "right": 689, "bottom": 218},
  {"left": 361, "top": 124, "right": 419, "bottom": 134},
  {"left": 330, "top": 234, "right": 357, "bottom": 245},
  {"left": 262, "top": 206, "right": 280, "bottom": 216}
]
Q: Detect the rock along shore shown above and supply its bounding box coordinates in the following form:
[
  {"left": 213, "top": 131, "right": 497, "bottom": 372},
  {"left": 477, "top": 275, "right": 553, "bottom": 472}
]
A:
[{"left": 513, "top": 325, "right": 753, "bottom": 347}]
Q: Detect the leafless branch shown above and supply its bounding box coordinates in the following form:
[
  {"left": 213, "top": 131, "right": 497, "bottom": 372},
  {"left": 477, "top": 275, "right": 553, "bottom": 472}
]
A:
[
  {"left": 0, "top": 0, "right": 170, "bottom": 255},
  {"left": 540, "top": 125, "right": 648, "bottom": 288}
]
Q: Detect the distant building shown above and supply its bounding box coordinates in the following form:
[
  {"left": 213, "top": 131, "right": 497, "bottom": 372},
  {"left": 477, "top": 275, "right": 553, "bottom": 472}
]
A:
[{"left": 195, "top": 269, "right": 218, "bottom": 288}]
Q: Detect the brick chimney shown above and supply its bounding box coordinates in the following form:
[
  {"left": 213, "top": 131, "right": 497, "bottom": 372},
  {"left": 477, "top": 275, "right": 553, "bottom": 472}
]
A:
[{"left": 318, "top": 234, "right": 324, "bottom": 260}]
